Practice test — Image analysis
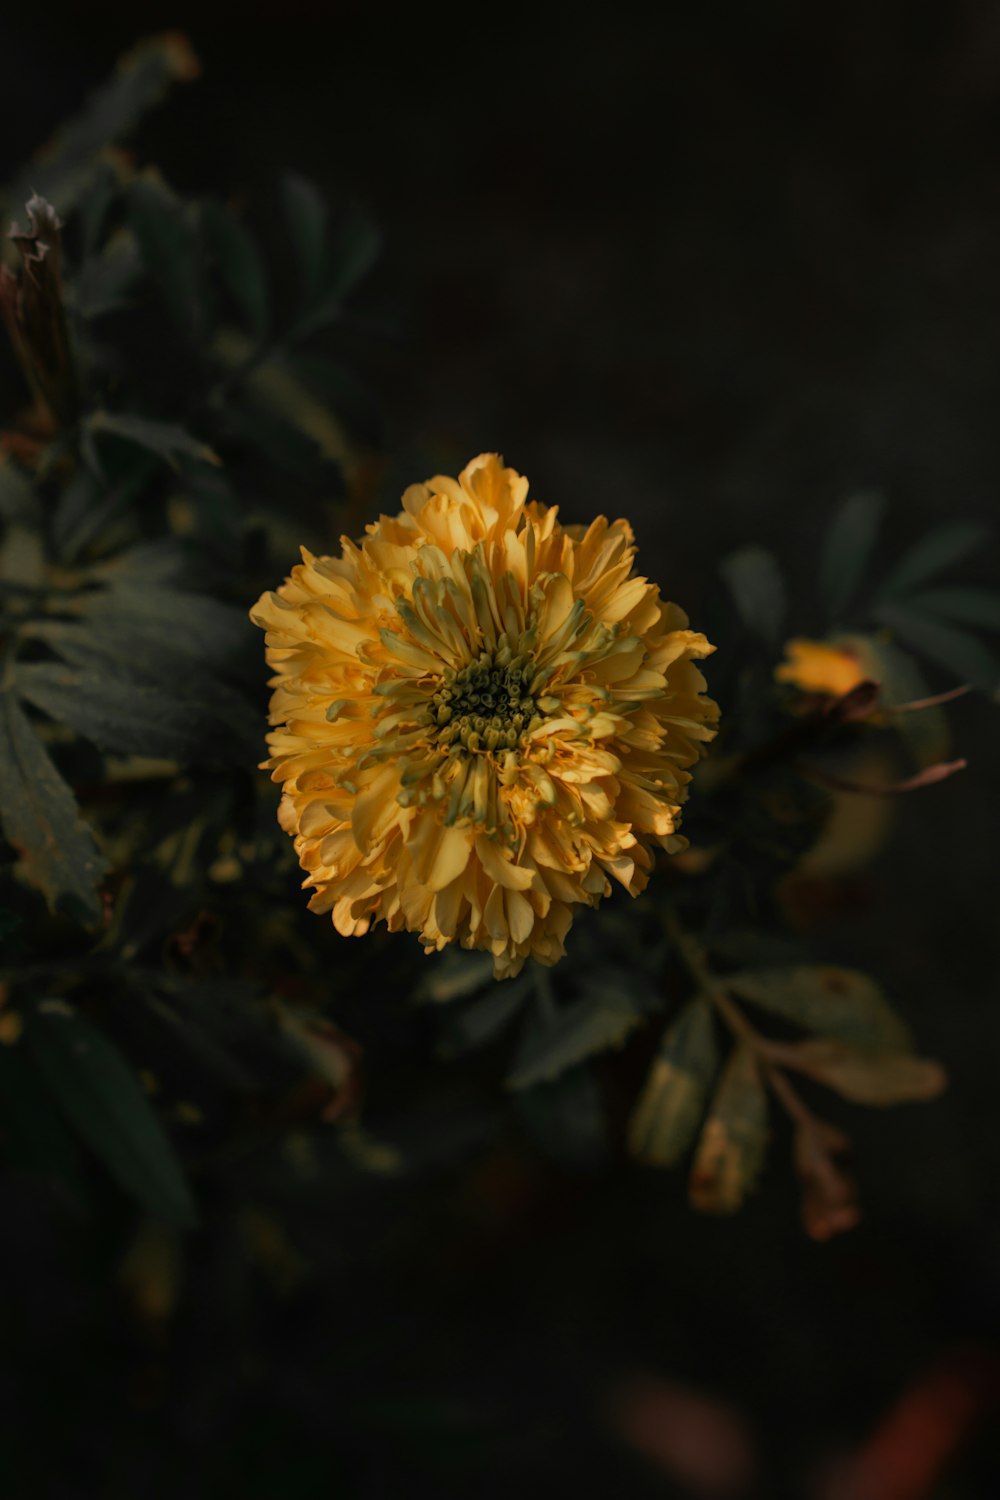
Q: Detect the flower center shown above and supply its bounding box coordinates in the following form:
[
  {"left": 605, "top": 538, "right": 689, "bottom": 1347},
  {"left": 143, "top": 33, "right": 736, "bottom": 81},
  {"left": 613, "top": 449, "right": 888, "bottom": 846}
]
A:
[{"left": 430, "top": 648, "right": 542, "bottom": 754}]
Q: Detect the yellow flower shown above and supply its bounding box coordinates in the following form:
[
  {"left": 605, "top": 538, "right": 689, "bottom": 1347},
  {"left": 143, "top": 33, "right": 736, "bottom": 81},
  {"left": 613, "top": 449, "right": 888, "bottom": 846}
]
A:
[
  {"left": 775, "top": 638, "right": 868, "bottom": 699},
  {"left": 251, "top": 454, "right": 718, "bottom": 978}
]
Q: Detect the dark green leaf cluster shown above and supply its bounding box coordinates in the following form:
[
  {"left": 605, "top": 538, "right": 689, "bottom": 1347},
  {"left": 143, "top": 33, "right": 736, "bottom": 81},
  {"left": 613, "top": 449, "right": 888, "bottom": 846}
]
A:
[{"left": 0, "top": 37, "right": 382, "bottom": 1226}]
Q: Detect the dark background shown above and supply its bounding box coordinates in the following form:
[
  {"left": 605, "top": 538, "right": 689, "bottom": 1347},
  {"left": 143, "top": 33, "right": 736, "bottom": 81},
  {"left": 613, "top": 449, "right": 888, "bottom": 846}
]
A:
[{"left": 2, "top": 4, "right": 1000, "bottom": 1497}]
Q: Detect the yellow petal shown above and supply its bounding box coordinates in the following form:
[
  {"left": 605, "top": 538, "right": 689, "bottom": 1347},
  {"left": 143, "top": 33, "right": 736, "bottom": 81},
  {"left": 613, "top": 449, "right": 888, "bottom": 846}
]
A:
[{"left": 425, "top": 823, "right": 474, "bottom": 892}]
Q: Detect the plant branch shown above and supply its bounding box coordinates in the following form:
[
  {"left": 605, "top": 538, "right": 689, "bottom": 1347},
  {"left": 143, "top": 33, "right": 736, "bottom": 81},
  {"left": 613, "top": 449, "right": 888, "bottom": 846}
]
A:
[{"left": 664, "top": 903, "right": 818, "bottom": 1131}]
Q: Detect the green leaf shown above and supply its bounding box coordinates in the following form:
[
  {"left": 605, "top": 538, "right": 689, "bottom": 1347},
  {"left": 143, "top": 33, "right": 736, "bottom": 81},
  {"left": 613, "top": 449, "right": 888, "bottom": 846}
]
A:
[
  {"left": 513, "top": 1062, "right": 609, "bottom": 1170},
  {"left": 0, "top": 1040, "right": 86, "bottom": 1200},
  {"left": 283, "top": 174, "right": 327, "bottom": 310},
  {"left": 727, "top": 966, "right": 912, "bottom": 1052},
  {"left": 0, "top": 525, "right": 45, "bottom": 589},
  {"left": 720, "top": 545, "right": 786, "bottom": 647},
  {"left": 326, "top": 203, "right": 381, "bottom": 303},
  {"left": 74, "top": 232, "right": 143, "bottom": 320},
  {"left": 50, "top": 452, "right": 158, "bottom": 562},
  {"left": 628, "top": 998, "right": 719, "bottom": 1167},
  {"left": 3, "top": 34, "right": 199, "bottom": 217},
  {"left": 23, "top": 999, "right": 198, "bottom": 1226},
  {"left": 688, "top": 1044, "right": 768, "bottom": 1214},
  {"left": 290, "top": 353, "right": 382, "bottom": 446},
  {"left": 878, "top": 521, "right": 991, "bottom": 600},
  {"left": 291, "top": 205, "right": 381, "bottom": 340},
  {"left": 0, "top": 693, "right": 108, "bottom": 921},
  {"left": 86, "top": 538, "right": 193, "bottom": 589},
  {"left": 417, "top": 949, "right": 495, "bottom": 1005},
  {"left": 0, "top": 460, "right": 41, "bottom": 525},
  {"left": 839, "top": 632, "right": 948, "bottom": 768},
  {"left": 201, "top": 200, "right": 269, "bottom": 341},
  {"left": 506, "top": 979, "right": 643, "bottom": 1090},
  {"left": 901, "top": 585, "right": 1000, "bottom": 634},
  {"left": 218, "top": 399, "right": 344, "bottom": 490},
  {"left": 31, "top": 591, "right": 256, "bottom": 689},
  {"left": 127, "top": 175, "right": 203, "bottom": 336},
  {"left": 139, "top": 993, "right": 257, "bottom": 1093},
  {"left": 88, "top": 583, "right": 254, "bottom": 665},
  {"left": 820, "top": 489, "right": 885, "bottom": 622},
  {"left": 85, "top": 411, "right": 220, "bottom": 470},
  {"left": 873, "top": 603, "right": 1000, "bottom": 690},
  {"left": 14, "top": 661, "right": 253, "bottom": 765},
  {"left": 438, "top": 976, "right": 531, "bottom": 1058},
  {"left": 78, "top": 157, "right": 121, "bottom": 259}
]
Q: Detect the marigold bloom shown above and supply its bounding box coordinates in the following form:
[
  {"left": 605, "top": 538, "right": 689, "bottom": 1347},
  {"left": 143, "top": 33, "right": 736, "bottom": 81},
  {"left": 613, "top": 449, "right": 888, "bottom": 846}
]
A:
[
  {"left": 775, "top": 638, "right": 868, "bottom": 699},
  {"left": 251, "top": 454, "right": 718, "bottom": 978}
]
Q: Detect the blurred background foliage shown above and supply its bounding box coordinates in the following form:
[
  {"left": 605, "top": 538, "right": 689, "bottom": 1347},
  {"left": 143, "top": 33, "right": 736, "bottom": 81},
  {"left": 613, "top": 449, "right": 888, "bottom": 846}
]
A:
[{"left": 1, "top": 8, "right": 1000, "bottom": 1499}]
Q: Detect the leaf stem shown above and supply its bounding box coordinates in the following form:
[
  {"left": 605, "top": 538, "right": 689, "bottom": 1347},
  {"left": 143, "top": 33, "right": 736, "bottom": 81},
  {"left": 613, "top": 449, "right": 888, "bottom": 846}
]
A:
[{"left": 663, "top": 903, "right": 817, "bottom": 1131}]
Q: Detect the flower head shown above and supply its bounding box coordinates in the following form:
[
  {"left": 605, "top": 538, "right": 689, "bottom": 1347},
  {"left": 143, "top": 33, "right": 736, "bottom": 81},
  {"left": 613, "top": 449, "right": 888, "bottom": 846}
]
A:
[
  {"left": 251, "top": 454, "right": 718, "bottom": 978},
  {"left": 775, "top": 638, "right": 868, "bottom": 700}
]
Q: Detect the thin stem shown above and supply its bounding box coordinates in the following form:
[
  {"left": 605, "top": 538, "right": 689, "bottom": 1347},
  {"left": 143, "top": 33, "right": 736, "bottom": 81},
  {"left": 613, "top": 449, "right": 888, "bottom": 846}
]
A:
[
  {"left": 890, "top": 683, "right": 972, "bottom": 714},
  {"left": 800, "top": 757, "right": 966, "bottom": 798}
]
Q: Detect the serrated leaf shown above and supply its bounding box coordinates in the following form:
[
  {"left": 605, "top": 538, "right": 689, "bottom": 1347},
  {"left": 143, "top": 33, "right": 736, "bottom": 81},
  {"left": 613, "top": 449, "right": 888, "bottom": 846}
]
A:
[
  {"left": 127, "top": 174, "right": 203, "bottom": 335},
  {"left": 30, "top": 607, "right": 256, "bottom": 706},
  {"left": 86, "top": 538, "right": 193, "bottom": 589},
  {"left": 0, "top": 692, "right": 108, "bottom": 921},
  {"left": 86, "top": 411, "right": 219, "bottom": 470},
  {"left": 778, "top": 1039, "right": 947, "bottom": 1107},
  {"left": 76, "top": 583, "right": 253, "bottom": 669},
  {"left": 201, "top": 200, "right": 269, "bottom": 341},
  {"left": 438, "top": 976, "right": 531, "bottom": 1058},
  {"left": 873, "top": 603, "right": 1000, "bottom": 690},
  {"left": 283, "top": 174, "right": 327, "bottom": 310},
  {"left": 720, "top": 545, "right": 786, "bottom": 647},
  {"left": 688, "top": 1044, "right": 767, "bottom": 1214},
  {"left": 628, "top": 998, "right": 719, "bottom": 1167},
  {"left": 878, "top": 521, "right": 991, "bottom": 599},
  {"left": 900, "top": 585, "right": 1000, "bottom": 634},
  {"left": 23, "top": 1000, "right": 198, "bottom": 1226},
  {"left": 727, "top": 966, "right": 912, "bottom": 1053},
  {"left": 820, "top": 489, "right": 886, "bottom": 622},
  {"left": 50, "top": 452, "right": 158, "bottom": 563},
  {"left": 3, "top": 34, "right": 199, "bottom": 217},
  {"left": 14, "top": 661, "right": 252, "bottom": 765},
  {"left": 505, "top": 982, "right": 643, "bottom": 1090}
]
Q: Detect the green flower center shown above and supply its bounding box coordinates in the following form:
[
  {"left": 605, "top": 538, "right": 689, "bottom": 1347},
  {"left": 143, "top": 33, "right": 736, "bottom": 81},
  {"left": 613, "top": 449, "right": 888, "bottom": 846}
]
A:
[{"left": 431, "top": 649, "right": 542, "bottom": 754}]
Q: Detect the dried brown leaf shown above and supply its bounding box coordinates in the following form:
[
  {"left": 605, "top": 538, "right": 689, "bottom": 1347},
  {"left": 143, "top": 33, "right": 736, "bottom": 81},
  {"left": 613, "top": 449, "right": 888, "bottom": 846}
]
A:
[
  {"left": 793, "top": 1119, "right": 861, "bottom": 1242},
  {"left": 688, "top": 1045, "right": 768, "bottom": 1214},
  {"left": 629, "top": 998, "right": 718, "bottom": 1167},
  {"left": 775, "top": 1039, "right": 947, "bottom": 1107}
]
